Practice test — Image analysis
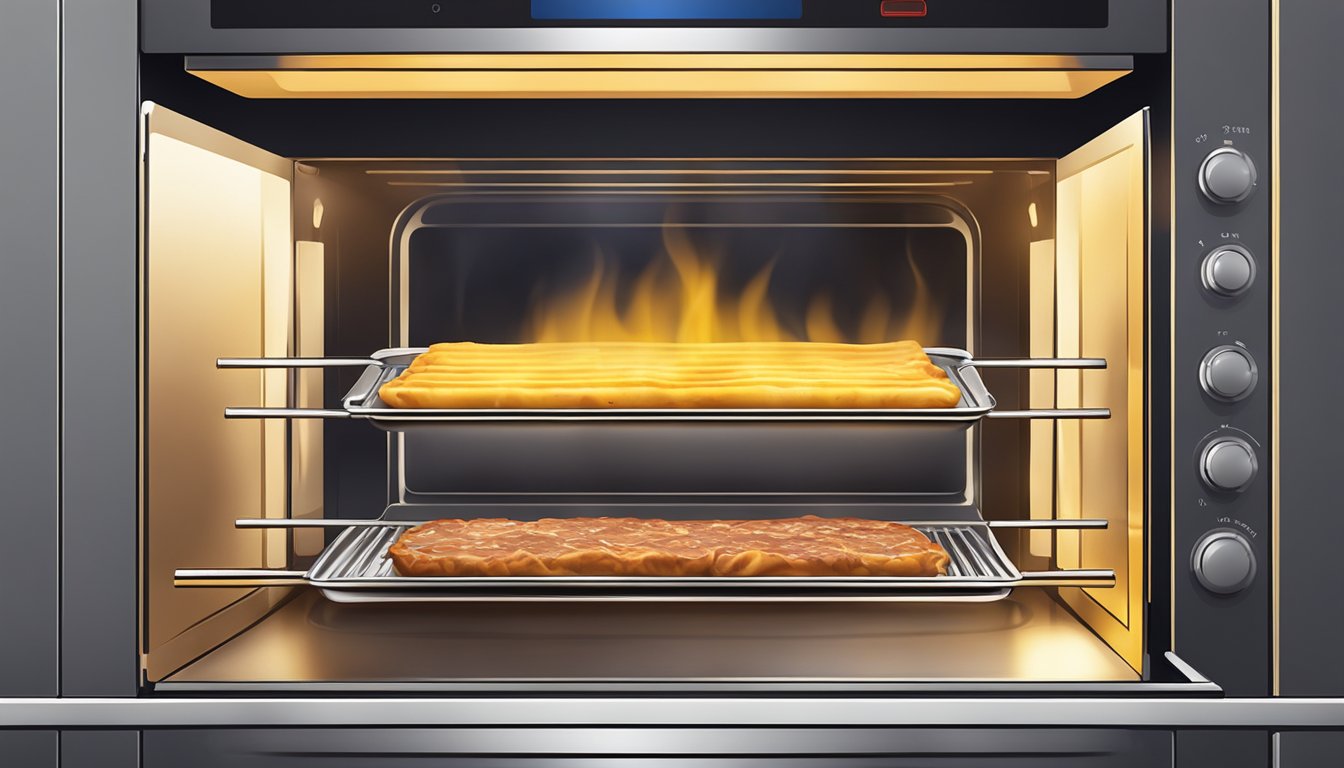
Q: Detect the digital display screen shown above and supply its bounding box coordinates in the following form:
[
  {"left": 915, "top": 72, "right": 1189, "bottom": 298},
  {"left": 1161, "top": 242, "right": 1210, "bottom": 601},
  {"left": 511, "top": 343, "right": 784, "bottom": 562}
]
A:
[{"left": 532, "top": 0, "right": 804, "bottom": 20}]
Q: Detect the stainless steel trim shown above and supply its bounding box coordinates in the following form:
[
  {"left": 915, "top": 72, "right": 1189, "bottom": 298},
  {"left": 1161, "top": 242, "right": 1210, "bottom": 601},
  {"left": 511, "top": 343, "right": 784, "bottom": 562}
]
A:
[
  {"left": 224, "top": 408, "right": 350, "bottom": 419},
  {"left": 963, "top": 357, "right": 1107, "bottom": 369},
  {"left": 1014, "top": 570, "right": 1117, "bottom": 588},
  {"left": 154, "top": 680, "right": 1220, "bottom": 694},
  {"left": 217, "top": 357, "right": 375, "bottom": 368},
  {"left": 173, "top": 570, "right": 307, "bottom": 588},
  {"left": 6, "top": 697, "right": 1344, "bottom": 728},
  {"left": 987, "top": 519, "right": 1109, "bottom": 529},
  {"left": 986, "top": 408, "right": 1112, "bottom": 419},
  {"left": 1164, "top": 651, "right": 1213, "bottom": 686},
  {"left": 236, "top": 518, "right": 401, "bottom": 528}
]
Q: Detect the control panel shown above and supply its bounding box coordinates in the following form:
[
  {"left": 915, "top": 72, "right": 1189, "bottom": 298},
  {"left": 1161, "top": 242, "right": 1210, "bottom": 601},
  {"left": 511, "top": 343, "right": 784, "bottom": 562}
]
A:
[
  {"left": 210, "top": 0, "right": 1109, "bottom": 29},
  {"left": 1173, "top": 0, "right": 1273, "bottom": 696}
]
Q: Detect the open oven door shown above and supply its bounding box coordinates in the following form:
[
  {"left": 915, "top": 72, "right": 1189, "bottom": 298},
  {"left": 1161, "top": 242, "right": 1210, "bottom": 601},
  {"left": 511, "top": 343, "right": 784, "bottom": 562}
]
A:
[
  {"left": 138, "top": 103, "right": 295, "bottom": 683},
  {"left": 1046, "top": 109, "right": 1149, "bottom": 674}
]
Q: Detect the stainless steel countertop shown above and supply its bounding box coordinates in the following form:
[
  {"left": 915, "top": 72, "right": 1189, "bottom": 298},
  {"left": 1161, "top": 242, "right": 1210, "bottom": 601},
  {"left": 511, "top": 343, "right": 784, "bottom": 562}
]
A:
[{"left": 4, "top": 697, "right": 1344, "bottom": 728}]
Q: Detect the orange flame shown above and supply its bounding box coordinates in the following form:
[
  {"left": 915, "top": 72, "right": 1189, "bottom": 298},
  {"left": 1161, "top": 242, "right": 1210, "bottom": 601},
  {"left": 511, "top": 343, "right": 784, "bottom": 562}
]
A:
[{"left": 529, "top": 224, "right": 942, "bottom": 344}]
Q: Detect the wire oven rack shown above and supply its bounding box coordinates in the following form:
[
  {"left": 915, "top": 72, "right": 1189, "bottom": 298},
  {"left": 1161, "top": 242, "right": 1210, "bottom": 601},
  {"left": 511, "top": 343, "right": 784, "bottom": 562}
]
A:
[
  {"left": 176, "top": 518, "right": 1115, "bottom": 603},
  {"left": 217, "top": 347, "right": 1110, "bottom": 429}
]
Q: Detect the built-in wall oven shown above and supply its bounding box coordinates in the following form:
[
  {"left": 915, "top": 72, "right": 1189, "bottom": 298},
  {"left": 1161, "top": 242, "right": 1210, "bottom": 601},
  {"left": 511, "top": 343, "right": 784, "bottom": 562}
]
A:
[{"left": 3, "top": 0, "right": 1344, "bottom": 765}]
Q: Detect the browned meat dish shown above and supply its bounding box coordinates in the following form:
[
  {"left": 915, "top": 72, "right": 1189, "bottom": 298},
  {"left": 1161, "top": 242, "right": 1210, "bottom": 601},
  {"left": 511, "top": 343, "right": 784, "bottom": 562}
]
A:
[
  {"left": 388, "top": 516, "right": 950, "bottom": 578},
  {"left": 378, "top": 340, "right": 963, "bottom": 410}
]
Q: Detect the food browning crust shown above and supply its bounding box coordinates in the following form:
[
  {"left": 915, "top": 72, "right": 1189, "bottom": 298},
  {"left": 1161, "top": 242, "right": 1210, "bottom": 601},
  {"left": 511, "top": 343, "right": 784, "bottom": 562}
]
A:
[
  {"left": 388, "top": 516, "right": 950, "bottom": 578},
  {"left": 378, "top": 340, "right": 963, "bottom": 410}
]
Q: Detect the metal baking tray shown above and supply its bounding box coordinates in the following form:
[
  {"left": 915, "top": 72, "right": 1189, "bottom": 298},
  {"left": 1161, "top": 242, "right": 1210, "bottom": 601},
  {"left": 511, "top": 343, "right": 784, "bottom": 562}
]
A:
[
  {"left": 176, "top": 518, "right": 1115, "bottom": 604},
  {"left": 219, "top": 347, "right": 1109, "bottom": 431}
]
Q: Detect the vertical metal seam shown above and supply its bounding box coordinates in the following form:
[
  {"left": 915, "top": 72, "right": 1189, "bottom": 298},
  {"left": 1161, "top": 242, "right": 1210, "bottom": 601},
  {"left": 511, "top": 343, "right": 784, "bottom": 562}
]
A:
[
  {"left": 56, "top": 0, "right": 65, "bottom": 697},
  {"left": 1270, "top": 0, "right": 1282, "bottom": 699},
  {"left": 1168, "top": 0, "right": 1178, "bottom": 655}
]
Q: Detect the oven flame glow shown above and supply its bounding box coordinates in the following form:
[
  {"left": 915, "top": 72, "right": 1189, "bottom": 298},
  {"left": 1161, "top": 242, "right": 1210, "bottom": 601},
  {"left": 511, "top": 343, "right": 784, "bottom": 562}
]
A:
[{"left": 529, "top": 223, "right": 943, "bottom": 344}]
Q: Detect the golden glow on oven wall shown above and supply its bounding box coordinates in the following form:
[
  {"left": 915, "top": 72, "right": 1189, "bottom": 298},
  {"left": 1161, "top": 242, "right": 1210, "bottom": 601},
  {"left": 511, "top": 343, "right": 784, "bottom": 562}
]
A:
[
  {"left": 1052, "top": 110, "right": 1149, "bottom": 673},
  {"left": 293, "top": 241, "right": 326, "bottom": 558},
  {"left": 140, "top": 103, "right": 294, "bottom": 681},
  {"left": 184, "top": 54, "right": 1131, "bottom": 100},
  {"left": 1029, "top": 238, "right": 1057, "bottom": 558}
]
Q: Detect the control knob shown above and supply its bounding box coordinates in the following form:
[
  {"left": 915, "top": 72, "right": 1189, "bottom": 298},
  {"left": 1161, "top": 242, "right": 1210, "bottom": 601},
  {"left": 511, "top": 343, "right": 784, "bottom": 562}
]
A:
[
  {"left": 1191, "top": 530, "right": 1257, "bottom": 595},
  {"left": 1201, "top": 245, "right": 1257, "bottom": 297},
  {"left": 1198, "top": 147, "right": 1258, "bottom": 204},
  {"left": 1200, "top": 345, "right": 1258, "bottom": 402},
  {"left": 1199, "top": 437, "right": 1258, "bottom": 492}
]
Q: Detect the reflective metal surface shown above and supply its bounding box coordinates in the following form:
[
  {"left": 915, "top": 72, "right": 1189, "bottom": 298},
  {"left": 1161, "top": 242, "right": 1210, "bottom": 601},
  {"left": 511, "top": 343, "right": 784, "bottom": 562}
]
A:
[
  {"left": 140, "top": 103, "right": 293, "bottom": 676},
  {"left": 158, "top": 589, "right": 1140, "bottom": 690},
  {"left": 8, "top": 697, "right": 1344, "bottom": 728},
  {"left": 1053, "top": 110, "right": 1148, "bottom": 672}
]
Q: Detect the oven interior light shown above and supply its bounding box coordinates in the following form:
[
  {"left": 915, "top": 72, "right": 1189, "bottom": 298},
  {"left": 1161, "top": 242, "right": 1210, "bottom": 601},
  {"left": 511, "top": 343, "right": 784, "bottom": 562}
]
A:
[{"left": 1028, "top": 202, "right": 1039, "bottom": 228}]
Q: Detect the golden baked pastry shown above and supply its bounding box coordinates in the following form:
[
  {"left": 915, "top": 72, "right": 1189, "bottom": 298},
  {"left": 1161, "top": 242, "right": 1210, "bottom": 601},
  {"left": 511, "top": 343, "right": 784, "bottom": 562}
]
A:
[
  {"left": 378, "top": 340, "right": 962, "bottom": 409},
  {"left": 388, "top": 516, "right": 950, "bottom": 578}
]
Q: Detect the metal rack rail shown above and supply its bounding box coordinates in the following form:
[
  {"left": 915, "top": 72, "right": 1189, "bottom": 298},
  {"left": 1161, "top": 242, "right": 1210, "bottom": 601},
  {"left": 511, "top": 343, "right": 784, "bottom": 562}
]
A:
[
  {"left": 218, "top": 347, "right": 1110, "bottom": 429},
  {"left": 176, "top": 518, "right": 1114, "bottom": 603}
]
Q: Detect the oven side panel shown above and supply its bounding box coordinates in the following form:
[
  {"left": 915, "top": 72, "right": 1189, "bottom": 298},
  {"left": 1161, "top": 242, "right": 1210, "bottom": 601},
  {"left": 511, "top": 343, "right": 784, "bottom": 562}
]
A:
[
  {"left": 1276, "top": 0, "right": 1344, "bottom": 697},
  {"left": 59, "top": 0, "right": 140, "bottom": 696},
  {"left": 0, "top": 0, "right": 61, "bottom": 697},
  {"left": 1171, "top": 0, "right": 1274, "bottom": 697}
]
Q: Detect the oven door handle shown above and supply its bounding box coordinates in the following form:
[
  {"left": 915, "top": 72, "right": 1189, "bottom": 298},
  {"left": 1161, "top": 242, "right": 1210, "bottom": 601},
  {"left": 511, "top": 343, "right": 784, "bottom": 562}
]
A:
[{"left": 174, "top": 569, "right": 308, "bottom": 588}]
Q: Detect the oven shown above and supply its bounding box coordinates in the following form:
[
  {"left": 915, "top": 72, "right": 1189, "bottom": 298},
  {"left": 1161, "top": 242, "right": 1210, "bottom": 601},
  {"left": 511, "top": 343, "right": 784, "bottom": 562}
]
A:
[{"left": 3, "top": 0, "right": 1344, "bottom": 765}]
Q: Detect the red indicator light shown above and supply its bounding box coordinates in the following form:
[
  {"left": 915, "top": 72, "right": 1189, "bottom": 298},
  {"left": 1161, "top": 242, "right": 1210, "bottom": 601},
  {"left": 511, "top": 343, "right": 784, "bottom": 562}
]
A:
[{"left": 880, "top": 0, "right": 927, "bottom": 17}]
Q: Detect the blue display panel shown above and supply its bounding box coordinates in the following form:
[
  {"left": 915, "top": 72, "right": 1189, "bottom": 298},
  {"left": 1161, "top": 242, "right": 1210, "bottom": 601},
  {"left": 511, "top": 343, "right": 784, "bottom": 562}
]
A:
[{"left": 532, "top": 0, "right": 803, "bottom": 20}]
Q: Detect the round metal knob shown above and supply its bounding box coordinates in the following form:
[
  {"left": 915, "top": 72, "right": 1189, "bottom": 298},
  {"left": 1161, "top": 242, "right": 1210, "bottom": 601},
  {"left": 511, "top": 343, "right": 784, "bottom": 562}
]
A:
[
  {"left": 1200, "top": 345, "right": 1258, "bottom": 402},
  {"left": 1201, "top": 245, "right": 1257, "bottom": 297},
  {"left": 1199, "top": 437, "right": 1259, "bottom": 492},
  {"left": 1191, "top": 530, "right": 1257, "bottom": 595},
  {"left": 1199, "top": 147, "right": 1258, "bottom": 204}
]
